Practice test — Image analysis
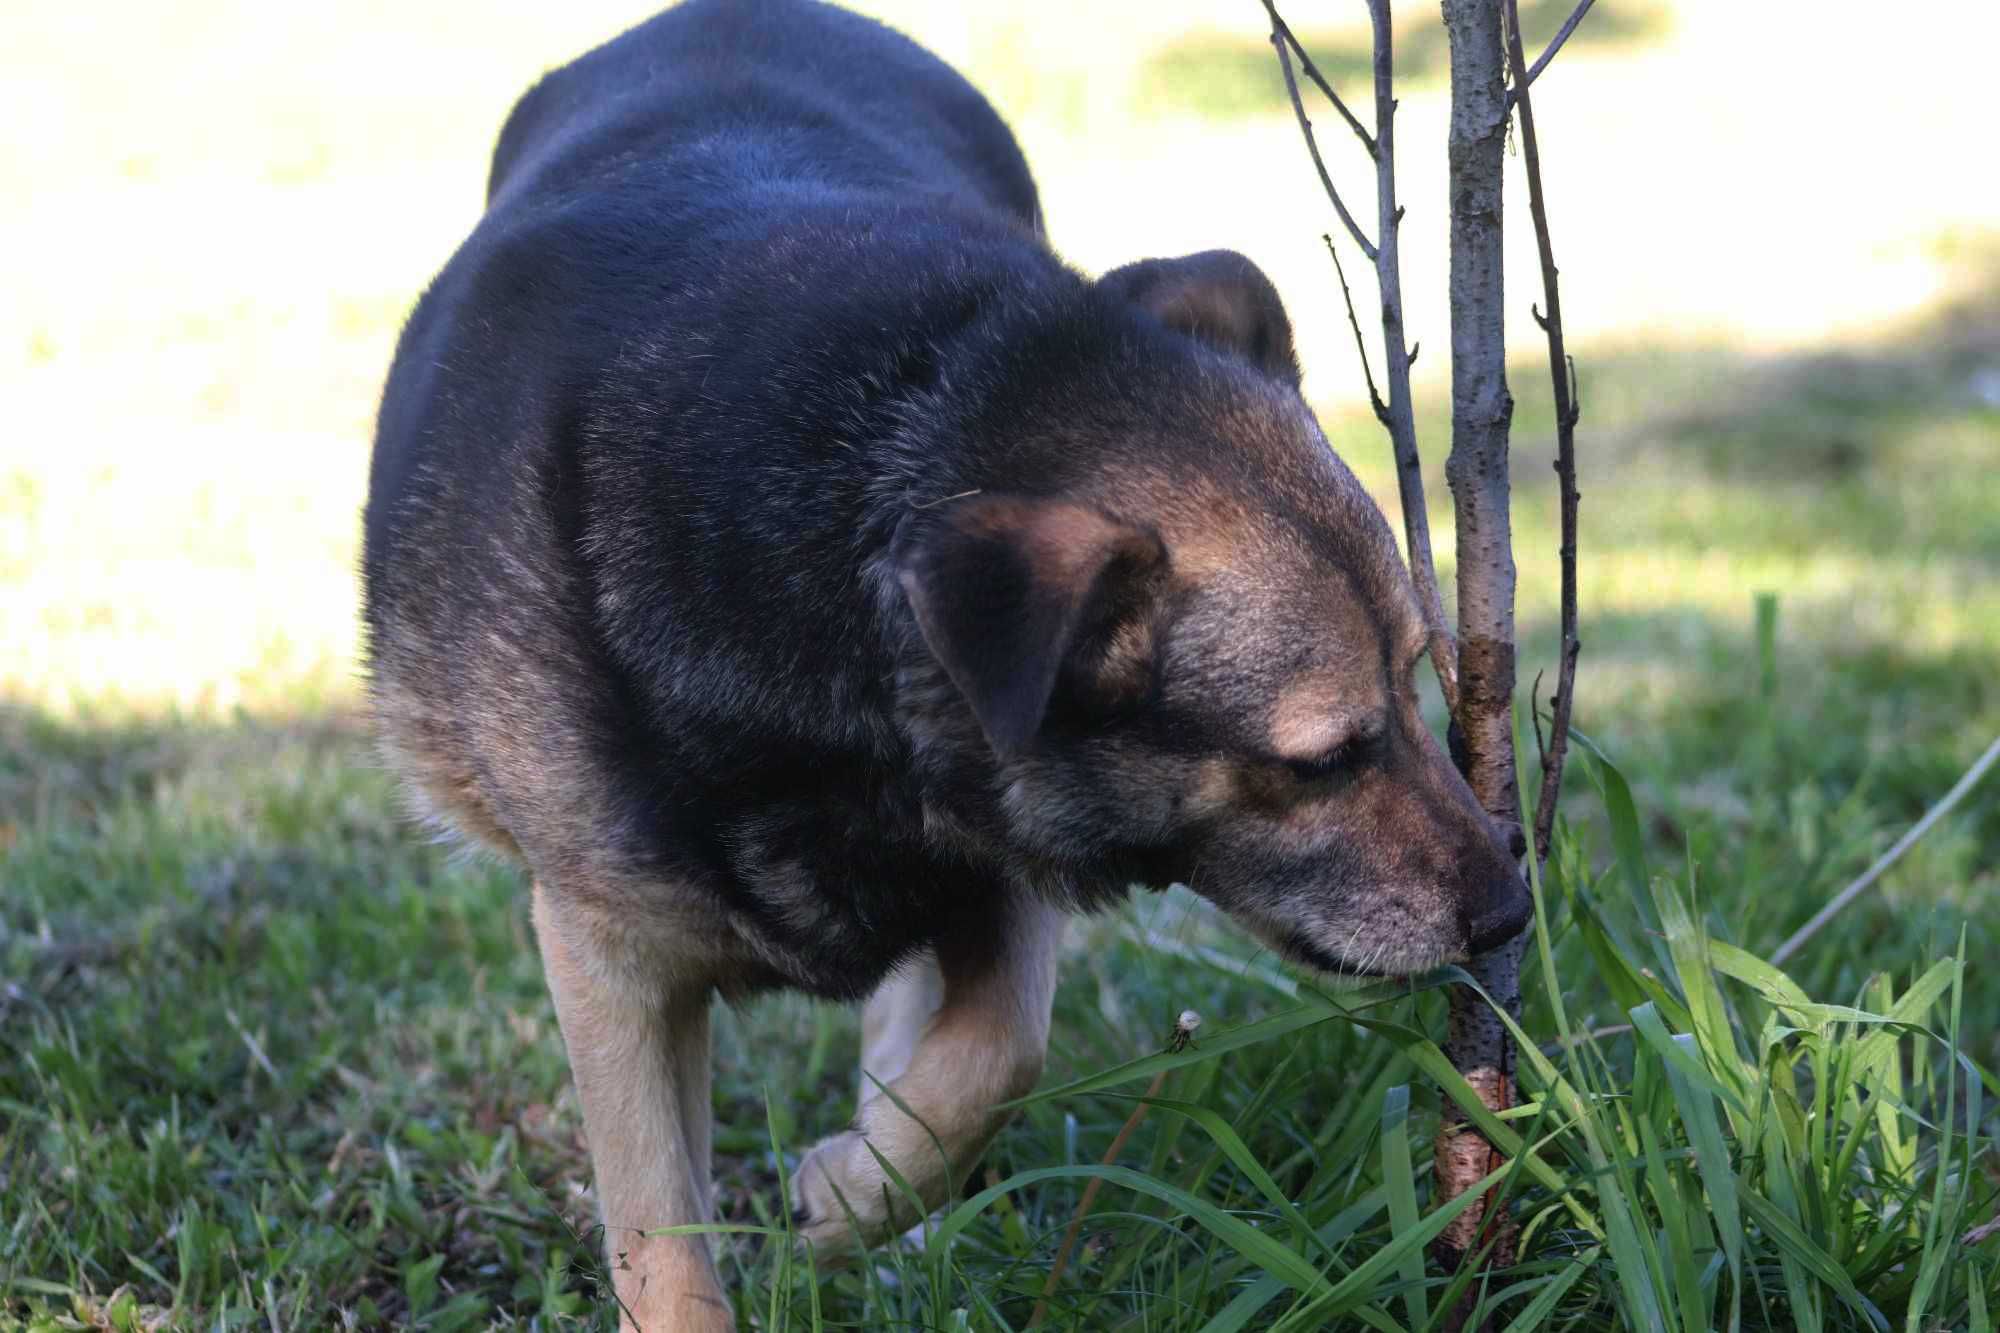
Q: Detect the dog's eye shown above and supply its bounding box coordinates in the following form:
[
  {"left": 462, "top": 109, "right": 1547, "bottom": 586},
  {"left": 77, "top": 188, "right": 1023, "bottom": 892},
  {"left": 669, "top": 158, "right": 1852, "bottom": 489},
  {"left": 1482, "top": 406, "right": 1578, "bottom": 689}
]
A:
[
  {"left": 1281, "top": 727, "right": 1384, "bottom": 783},
  {"left": 1284, "top": 742, "right": 1358, "bottom": 783}
]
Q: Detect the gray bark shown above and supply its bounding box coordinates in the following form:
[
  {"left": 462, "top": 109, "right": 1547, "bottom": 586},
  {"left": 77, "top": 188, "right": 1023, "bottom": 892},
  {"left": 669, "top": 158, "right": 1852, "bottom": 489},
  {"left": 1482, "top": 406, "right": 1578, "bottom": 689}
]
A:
[{"left": 1433, "top": 0, "right": 1523, "bottom": 1280}]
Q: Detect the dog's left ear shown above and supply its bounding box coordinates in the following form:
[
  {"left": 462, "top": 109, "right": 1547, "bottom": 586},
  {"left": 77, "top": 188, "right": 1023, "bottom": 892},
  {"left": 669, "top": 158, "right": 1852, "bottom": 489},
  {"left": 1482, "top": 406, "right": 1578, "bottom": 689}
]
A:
[
  {"left": 1099, "top": 249, "right": 1300, "bottom": 386},
  {"left": 896, "top": 495, "right": 1166, "bottom": 758}
]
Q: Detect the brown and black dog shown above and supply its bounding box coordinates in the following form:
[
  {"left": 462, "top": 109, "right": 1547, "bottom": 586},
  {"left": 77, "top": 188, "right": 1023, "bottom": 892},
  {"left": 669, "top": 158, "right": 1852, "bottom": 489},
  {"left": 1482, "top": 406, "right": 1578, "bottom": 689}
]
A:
[{"left": 362, "top": 0, "right": 1530, "bottom": 1326}]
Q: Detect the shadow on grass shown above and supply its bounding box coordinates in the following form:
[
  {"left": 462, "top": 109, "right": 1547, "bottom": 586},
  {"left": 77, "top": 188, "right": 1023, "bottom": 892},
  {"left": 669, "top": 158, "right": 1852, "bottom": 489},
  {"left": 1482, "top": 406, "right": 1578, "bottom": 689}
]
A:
[
  {"left": 0, "top": 704, "right": 625, "bottom": 1328},
  {"left": 1135, "top": 0, "right": 1671, "bottom": 121},
  {"left": 1323, "top": 258, "right": 2000, "bottom": 572}
]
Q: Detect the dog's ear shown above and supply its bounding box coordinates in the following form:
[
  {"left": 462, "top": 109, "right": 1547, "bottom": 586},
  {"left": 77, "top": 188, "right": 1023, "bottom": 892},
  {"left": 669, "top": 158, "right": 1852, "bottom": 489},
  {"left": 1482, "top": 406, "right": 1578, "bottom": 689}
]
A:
[
  {"left": 1099, "top": 249, "right": 1300, "bottom": 385},
  {"left": 896, "top": 495, "right": 1166, "bottom": 757}
]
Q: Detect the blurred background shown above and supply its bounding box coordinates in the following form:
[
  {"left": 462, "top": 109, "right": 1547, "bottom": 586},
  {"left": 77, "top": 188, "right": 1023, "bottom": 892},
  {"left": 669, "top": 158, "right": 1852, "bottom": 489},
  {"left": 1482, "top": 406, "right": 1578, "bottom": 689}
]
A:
[
  {"left": 3, "top": 0, "right": 1995, "bottom": 1324},
  {"left": 6, "top": 0, "right": 1997, "bottom": 765}
]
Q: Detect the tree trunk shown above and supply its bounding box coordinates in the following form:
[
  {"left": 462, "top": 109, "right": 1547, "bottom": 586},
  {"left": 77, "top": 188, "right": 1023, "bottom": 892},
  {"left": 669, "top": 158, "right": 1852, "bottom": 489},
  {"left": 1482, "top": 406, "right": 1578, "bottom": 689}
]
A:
[{"left": 1432, "top": 0, "right": 1523, "bottom": 1287}]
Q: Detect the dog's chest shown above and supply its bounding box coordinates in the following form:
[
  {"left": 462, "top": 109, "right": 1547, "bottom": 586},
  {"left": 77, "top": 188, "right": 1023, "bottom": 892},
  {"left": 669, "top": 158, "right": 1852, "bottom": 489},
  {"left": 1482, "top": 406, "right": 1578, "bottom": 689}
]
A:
[{"left": 712, "top": 783, "right": 1009, "bottom": 997}]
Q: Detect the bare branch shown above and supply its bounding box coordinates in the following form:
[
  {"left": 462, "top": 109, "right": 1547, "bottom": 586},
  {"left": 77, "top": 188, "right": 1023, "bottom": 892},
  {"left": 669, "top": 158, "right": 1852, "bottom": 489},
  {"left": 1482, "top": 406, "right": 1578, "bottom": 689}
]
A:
[
  {"left": 1028, "top": 1060, "right": 1176, "bottom": 1327},
  {"left": 1530, "top": 667, "right": 1548, "bottom": 768},
  {"left": 1362, "top": 0, "right": 1460, "bottom": 713},
  {"left": 1507, "top": 0, "right": 1583, "bottom": 869},
  {"left": 1268, "top": 20, "right": 1377, "bottom": 260},
  {"left": 1771, "top": 733, "right": 2000, "bottom": 966},
  {"left": 1505, "top": 0, "right": 1596, "bottom": 110},
  {"left": 1261, "top": 0, "right": 1377, "bottom": 156},
  {"left": 1323, "top": 234, "right": 1389, "bottom": 425},
  {"left": 1266, "top": 0, "right": 1457, "bottom": 709}
]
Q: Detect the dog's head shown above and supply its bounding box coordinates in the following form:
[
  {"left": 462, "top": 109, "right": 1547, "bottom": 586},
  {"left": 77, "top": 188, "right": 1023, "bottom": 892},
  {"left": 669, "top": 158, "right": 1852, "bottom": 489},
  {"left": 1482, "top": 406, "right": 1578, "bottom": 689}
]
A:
[{"left": 892, "top": 249, "right": 1530, "bottom": 977}]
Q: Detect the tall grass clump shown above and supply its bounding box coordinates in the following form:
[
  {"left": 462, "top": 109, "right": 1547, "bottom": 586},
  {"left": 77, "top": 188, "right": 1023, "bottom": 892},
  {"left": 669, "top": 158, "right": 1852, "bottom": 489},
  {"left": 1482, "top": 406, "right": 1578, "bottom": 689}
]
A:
[{"left": 732, "top": 737, "right": 1996, "bottom": 1331}]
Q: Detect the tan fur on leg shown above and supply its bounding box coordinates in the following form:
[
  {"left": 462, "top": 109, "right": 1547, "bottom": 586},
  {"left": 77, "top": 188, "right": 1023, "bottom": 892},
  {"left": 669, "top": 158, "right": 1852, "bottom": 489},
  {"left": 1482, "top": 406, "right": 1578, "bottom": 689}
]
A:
[
  {"left": 858, "top": 953, "right": 945, "bottom": 1105},
  {"left": 533, "top": 883, "right": 732, "bottom": 1333},
  {"left": 795, "top": 902, "right": 1063, "bottom": 1250}
]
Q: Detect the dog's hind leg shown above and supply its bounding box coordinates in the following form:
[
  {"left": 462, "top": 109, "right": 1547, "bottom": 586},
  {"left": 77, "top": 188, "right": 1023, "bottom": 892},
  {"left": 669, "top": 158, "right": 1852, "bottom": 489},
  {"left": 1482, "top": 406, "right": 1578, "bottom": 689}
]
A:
[
  {"left": 532, "top": 882, "right": 731, "bottom": 1333},
  {"left": 794, "top": 899, "right": 1063, "bottom": 1251}
]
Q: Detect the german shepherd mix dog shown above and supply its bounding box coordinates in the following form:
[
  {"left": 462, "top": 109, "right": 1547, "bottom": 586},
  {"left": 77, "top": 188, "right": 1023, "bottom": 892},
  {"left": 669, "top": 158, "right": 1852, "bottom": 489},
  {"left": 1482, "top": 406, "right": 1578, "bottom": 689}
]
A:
[{"left": 364, "top": 0, "right": 1530, "bottom": 1325}]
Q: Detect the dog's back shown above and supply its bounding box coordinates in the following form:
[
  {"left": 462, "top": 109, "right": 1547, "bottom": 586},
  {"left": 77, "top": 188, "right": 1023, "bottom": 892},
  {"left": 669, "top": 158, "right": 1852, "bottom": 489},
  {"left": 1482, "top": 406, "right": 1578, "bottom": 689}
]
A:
[
  {"left": 363, "top": 0, "right": 1057, "bottom": 954},
  {"left": 484, "top": 0, "right": 1038, "bottom": 223}
]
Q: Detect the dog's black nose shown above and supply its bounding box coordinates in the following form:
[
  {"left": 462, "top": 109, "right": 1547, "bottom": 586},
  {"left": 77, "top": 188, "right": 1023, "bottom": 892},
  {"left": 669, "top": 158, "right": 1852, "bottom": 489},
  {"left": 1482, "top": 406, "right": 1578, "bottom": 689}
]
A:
[{"left": 1466, "top": 880, "right": 1534, "bottom": 954}]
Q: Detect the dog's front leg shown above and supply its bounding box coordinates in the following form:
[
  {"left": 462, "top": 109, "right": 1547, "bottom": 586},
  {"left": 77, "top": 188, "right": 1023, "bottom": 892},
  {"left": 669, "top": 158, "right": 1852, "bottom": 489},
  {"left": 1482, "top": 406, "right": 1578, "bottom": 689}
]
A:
[
  {"left": 858, "top": 951, "right": 946, "bottom": 1100},
  {"left": 794, "top": 899, "right": 1063, "bottom": 1251},
  {"left": 532, "top": 883, "right": 731, "bottom": 1333}
]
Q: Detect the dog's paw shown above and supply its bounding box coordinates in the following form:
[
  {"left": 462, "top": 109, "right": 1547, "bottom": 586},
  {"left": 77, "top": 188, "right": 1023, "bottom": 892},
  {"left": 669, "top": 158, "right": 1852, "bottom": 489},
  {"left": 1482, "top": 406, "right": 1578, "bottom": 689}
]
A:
[{"left": 790, "top": 1129, "right": 917, "bottom": 1253}]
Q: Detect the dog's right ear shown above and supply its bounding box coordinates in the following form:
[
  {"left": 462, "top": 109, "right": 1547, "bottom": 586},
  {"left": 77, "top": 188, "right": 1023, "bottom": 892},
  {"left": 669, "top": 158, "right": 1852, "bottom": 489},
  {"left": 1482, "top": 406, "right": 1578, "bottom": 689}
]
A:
[
  {"left": 896, "top": 495, "right": 1165, "bottom": 758},
  {"left": 1099, "top": 249, "right": 1300, "bottom": 386}
]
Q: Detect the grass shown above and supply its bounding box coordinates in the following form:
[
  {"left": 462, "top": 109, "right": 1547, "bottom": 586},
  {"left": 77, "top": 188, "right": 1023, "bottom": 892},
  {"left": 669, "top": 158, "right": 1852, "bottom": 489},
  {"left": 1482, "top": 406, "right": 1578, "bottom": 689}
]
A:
[
  {"left": 6, "top": 292, "right": 1998, "bottom": 1326},
  {"left": 0, "top": 734, "right": 1994, "bottom": 1330},
  {"left": 5, "top": 0, "right": 2000, "bottom": 1327}
]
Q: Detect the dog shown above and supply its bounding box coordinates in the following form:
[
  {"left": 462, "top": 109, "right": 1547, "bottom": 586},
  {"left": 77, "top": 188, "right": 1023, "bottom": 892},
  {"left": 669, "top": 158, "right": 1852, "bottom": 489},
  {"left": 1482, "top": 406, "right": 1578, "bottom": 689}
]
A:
[{"left": 361, "top": 1, "right": 1531, "bottom": 1326}]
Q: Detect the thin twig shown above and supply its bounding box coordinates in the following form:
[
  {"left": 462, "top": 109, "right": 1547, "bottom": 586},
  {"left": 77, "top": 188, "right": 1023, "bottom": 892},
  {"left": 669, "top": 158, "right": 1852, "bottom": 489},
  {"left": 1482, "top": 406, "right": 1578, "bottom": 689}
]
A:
[
  {"left": 1530, "top": 668, "right": 1549, "bottom": 769},
  {"left": 1507, "top": 0, "right": 1583, "bottom": 870},
  {"left": 1506, "top": 0, "right": 1596, "bottom": 110},
  {"left": 1026, "top": 1066, "right": 1170, "bottom": 1328},
  {"left": 1539, "top": 1022, "right": 1633, "bottom": 1055},
  {"left": 1364, "top": 0, "right": 1461, "bottom": 713},
  {"left": 1263, "top": 0, "right": 1456, "bottom": 706},
  {"left": 1263, "top": 2, "right": 1377, "bottom": 156},
  {"left": 1324, "top": 233, "right": 1389, "bottom": 425},
  {"left": 1771, "top": 734, "right": 2000, "bottom": 966},
  {"left": 1267, "top": 17, "right": 1377, "bottom": 260}
]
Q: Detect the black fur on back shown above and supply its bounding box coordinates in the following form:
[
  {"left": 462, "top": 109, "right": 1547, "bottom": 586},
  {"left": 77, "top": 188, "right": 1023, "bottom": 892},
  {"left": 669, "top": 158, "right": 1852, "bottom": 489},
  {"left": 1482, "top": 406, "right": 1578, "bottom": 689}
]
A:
[{"left": 363, "top": 0, "right": 1319, "bottom": 999}]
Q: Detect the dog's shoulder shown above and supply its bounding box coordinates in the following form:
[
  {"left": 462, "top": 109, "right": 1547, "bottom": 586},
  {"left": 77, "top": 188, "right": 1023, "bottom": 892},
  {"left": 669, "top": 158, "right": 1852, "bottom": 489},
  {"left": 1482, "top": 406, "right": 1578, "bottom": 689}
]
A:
[{"left": 488, "top": 0, "right": 1038, "bottom": 230}]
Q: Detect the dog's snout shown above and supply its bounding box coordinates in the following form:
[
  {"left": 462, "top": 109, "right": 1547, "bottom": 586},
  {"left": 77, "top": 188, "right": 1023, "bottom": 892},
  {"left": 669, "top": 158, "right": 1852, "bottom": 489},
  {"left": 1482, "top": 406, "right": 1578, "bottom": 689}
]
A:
[{"left": 1465, "top": 877, "right": 1533, "bottom": 954}]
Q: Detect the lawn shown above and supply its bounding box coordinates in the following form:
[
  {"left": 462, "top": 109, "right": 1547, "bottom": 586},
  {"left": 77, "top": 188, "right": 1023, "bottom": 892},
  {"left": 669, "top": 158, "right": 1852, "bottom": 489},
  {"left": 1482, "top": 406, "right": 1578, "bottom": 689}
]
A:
[{"left": 4, "top": 0, "right": 1997, "bottom": 1329}]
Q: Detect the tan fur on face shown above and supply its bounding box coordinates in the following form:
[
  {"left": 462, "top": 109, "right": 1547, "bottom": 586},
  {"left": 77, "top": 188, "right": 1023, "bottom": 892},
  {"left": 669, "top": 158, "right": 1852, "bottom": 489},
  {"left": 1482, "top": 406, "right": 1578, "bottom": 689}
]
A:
[{"left": 1268, "top": 674, "right": 1386, "bottom": 763}]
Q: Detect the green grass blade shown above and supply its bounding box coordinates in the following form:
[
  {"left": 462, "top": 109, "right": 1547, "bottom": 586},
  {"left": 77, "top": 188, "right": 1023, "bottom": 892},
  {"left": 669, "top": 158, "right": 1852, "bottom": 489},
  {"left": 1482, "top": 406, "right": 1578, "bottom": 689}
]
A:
[
  {"left": 1628, "top": 1002, "right": 1748, "bottom": 1119},
  {"left": 1739, "top": 1186, "right": 1889, "bottom": 1331},
  {"left": 1008, "top": 1002, "right": 1341, "bottom": 1107},
  {"left": 1380, "top": 1084, "right": 1427, "bottom": 1331},
  {"left": 1659, "top": 1039, "right": 1742, "bottom": 1331},
  {"left": 1755, "top": 591, "right": 1780, "bottom": 701},
  {"left": 1572, "top": 729, "right": 1656, "bottom": 926},
  {"left": 1195, "top": 1191, "right": 1395, "bottom": 1333},
  {"left": 1495, "top": 1247, "right": 1601, "bottom": 1333},
  {"left": 1650, "top": 869, "right": 1751, "bottom": 1106},
  {"left": 1099, "top": 1091, "right": 1319, "bottom": 1256},
  {"left": 1270, "top": 1160, "right": 1513, "bottom": 1326},
  {"left": 926, "top": 1164, "right": 1332, "bottom": 1296},
  {"left": 1901, "top": 947, "right": 1968, "bottom": 1331}
]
